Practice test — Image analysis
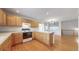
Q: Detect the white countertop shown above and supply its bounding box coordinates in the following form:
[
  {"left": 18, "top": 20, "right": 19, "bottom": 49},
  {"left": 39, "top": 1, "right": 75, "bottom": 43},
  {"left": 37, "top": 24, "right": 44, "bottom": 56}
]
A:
[
  {"left": 34, "top": 31, "right": 54, "bottom": 33},
  {"left": 0, "top": 33, "right": 12, "bottom": 45}
]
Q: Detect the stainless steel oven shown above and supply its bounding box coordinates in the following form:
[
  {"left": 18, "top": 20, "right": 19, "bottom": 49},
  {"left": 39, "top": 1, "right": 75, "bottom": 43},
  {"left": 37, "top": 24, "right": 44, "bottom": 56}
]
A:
[
  {"left": 23, "top": 32, "right": 32, "bottom": 39},
  {"left": 22, "top": 28, "right": 32, "bottom": 42}
]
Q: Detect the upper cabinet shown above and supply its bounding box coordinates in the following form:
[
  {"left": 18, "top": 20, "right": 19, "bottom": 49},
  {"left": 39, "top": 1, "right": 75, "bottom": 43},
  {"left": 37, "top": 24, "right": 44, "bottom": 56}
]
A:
[
  {"left": 0, "top": 9, "right": 6, "bottom": 26},
  {"left": 7, "top": 15, "right": 22, "bottom": 26},
  {"left": 0, "top": 9, "right": 39, "bottom": 27},
  {"left": 0, "top": 9, "right": 22, "bottom": 27},
  {"left": 22, "top": 19, "right": 39, "bottom": 28},
  {"left": 16, "top": 16, "right": 22, "bottom": 26},
  {"left": 31, "top": 20, "right": 39, "bottom": 28},
  {"left": 7, "top": 16, "right": 17, "bottom": 26}
]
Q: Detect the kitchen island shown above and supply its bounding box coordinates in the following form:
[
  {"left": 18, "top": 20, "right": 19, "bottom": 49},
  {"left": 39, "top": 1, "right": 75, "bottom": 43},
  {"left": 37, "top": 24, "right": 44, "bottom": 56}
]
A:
[{"left": 32, "top": 32, "right": 54, "bottom": 47}]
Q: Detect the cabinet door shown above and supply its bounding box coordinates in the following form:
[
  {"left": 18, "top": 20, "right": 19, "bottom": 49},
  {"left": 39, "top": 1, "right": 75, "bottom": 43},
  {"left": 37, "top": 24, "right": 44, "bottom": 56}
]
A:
[
  {"left": 0, "top": 9, "right": 6, "bottom": 26},
  {"left": 7, "top": 16, "right": 17, "bottom": 26},
  {"left": 32, "top": 32, "right": 36, "bottom": 40},
  {"left": 0, "top": 45, "right": 3, "bottom": 51},
  {"left": 2, "top": 36, "right": 12, "bottom": 51},
  {"left": 16, "top": 17, "right": 22, "bottom": 26},
  {"left": 7, "top": 16, "right": 22, "bottom": 26},
  {"left": 31, "top": 21, "right": 38, "bottom": 28},
  {"left": 12, "top": 33, "right": 23, "bottom": 45}
]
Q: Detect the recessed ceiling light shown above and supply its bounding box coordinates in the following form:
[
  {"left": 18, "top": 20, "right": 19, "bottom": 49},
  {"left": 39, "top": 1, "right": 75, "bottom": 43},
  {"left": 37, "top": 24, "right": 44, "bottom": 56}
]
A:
[{"left": 16, "top": 10, "right": 19, "bottom": 13}]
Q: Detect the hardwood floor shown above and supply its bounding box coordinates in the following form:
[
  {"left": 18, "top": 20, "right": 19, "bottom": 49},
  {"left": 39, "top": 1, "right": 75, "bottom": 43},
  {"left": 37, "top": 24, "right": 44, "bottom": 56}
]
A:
[
  {"left": 12, "top": 40, "right": 50, "bottom": 51},
  {"left": 51, "top": 35, "right": 78, "bottom": 51},
  {"left": 12, "top": 35, "right": 78, "bottom": 51}
]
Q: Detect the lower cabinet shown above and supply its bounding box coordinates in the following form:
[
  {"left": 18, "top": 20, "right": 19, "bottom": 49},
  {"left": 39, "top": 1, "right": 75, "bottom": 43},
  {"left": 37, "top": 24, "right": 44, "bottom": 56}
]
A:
[
  {"left": 0, "top": 45, "right": 3, "bottom": 51},
  {"left": 0, "top": 33, "right": 23, "bottom": 51},
  {"left": 32, "top": 32, "right": 35, "bottom": 40},
  {"left": 12, "top": 33, "right": 23, "bottom": 46},
  {"left": 2, "top": 35, "right": 12, "bottom": 51}
]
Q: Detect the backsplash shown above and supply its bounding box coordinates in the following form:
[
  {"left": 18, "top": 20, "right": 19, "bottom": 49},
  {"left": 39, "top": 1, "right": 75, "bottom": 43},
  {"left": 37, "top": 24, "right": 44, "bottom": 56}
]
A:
[
  {"left": 0, "top": 27, "right": 39, "bottom": 32},
  {"left": 0, "top": 27, "right": 22, "bottom": 32}
]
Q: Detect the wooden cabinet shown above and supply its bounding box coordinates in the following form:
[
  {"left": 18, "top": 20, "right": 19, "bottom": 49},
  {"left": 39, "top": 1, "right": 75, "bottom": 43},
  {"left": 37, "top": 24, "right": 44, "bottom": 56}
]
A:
[
  {"left": 32, "top": 32, "right": 36, "bottom": 40},
  {"left": 16, "top": 17, "right": 22, "bottom": 26},
  {"left": 0, "top": 9, "right": 22, "bottom": 26},
  {"left": 22, "top": 19, "right": 39, "bottom": 28},
  {"left": 12, "top": 33, "right": 23, "bottom": 45},
  {"left": 1, "top": 35, "right": 12, "bottom": 51},
  {"left": 32, "top": 32, "right": 53, "bottom": 46},
  {"left": 7, "top": 16, "right": 17, "bottom": 26},
  {"left": 31, "top": 21, "right": 39, "bottom": 28},
  {"left": 0, "top": 45, "right": 3, "bottom": 51},
  {"left": 7, "top": 15, "right": 22, "bottom": 26},
  {"left": 0, "top": 9, "right": 38, "bottom": 27},
  {"left": 0, "top": 9, "right": 6, "bottom": 26},
  {"left": 0, "top": 33, "right": 23, "bottom": 51}
]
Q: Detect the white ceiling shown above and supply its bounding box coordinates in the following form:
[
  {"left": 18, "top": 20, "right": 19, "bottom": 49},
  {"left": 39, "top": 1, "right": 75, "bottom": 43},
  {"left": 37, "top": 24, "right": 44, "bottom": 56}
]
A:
[{"left": 4, "top": 8, "right": 78, "bottom": 22}]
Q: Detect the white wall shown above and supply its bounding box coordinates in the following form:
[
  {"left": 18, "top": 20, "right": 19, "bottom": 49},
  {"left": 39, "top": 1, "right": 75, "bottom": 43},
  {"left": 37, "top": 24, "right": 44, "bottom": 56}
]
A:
[
  {"left": 61, "top": 19, "right": 78, "bottom": 30},
  {"left": 78, "top": 16, "right": 79, "bottom": 36},
  {"left": 61, "top": 19, "right": 78, "bottom": 35},
  {"left": 59, "top": 21, "right": 61, "bottom": 35}
]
